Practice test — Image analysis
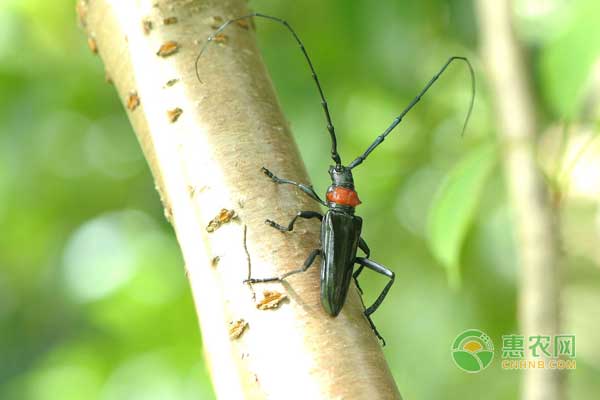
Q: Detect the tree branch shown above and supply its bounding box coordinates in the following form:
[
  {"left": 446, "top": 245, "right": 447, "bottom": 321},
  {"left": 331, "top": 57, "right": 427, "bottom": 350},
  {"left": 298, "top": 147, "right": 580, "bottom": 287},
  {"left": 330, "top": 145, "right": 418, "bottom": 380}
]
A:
[
  {"left": 475, "top": 1, "right": 564, "bottom": 399},
  {"left": 81, "top": 0, "right": 401, "bottom": 398}
]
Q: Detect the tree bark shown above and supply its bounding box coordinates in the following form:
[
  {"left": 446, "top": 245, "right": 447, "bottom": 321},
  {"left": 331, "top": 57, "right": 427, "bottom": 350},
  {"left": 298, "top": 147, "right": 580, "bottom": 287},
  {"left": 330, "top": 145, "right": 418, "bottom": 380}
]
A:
[
  {"left": 80, "top": 0, "right": 401, "bottom": 399},
  {"left": 475, "top": 1, "right": 564, "bottom": 399}
]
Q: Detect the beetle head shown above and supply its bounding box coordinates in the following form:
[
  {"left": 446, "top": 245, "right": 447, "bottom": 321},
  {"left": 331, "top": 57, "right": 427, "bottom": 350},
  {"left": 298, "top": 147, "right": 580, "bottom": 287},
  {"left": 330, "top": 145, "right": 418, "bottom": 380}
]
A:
[{"left": 328, "top": 165, "right": 354, "bottom": 189}]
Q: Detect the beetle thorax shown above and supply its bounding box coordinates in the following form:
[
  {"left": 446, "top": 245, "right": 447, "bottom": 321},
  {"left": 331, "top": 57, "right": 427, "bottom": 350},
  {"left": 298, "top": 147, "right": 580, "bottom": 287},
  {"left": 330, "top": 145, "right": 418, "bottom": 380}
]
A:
[
  {"left": 326, "top": 165, "right": 361, "bottom": 208},
  {"left": 326, "top": 186, "right": 361, "bottom": 208}
]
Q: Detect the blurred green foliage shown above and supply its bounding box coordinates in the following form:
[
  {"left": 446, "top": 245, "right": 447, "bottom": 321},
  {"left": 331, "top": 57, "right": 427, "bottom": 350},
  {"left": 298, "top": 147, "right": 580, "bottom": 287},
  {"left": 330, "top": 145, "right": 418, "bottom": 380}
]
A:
[
  {"left": 427, "top": 143, "right": 497, "bottom": 288},
  {"left": 1, "top": 0, "right": 599, "bottom": 399}
]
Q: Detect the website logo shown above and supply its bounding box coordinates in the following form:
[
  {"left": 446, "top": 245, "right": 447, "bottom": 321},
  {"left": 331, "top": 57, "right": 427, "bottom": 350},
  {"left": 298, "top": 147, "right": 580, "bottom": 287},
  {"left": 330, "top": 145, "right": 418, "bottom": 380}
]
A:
[
  {"left": 501, "top": 334, "right": 576, "bottom": 370},
  {"left": 451, "top": 329, "right": 495, "bottom": 373}
]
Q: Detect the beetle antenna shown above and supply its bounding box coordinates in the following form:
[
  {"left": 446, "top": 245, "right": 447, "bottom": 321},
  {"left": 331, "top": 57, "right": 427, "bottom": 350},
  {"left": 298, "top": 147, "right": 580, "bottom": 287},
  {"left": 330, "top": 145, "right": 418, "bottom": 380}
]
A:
[
  {"left": 348, "top": 56, "right": 475, "bottom": 169},
  {"left": 195, "top": 13, "right": 342, "bottom": 166}
]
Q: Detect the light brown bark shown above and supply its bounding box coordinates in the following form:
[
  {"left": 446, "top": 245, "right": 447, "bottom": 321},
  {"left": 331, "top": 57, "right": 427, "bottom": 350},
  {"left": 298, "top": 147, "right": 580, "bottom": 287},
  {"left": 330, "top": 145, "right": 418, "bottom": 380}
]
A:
[
  {"left": 80, "top": 0, "right": 401, "bottom": 399},
  {"left": 475, "top": 1, "right": 563, "bottom": 399}
]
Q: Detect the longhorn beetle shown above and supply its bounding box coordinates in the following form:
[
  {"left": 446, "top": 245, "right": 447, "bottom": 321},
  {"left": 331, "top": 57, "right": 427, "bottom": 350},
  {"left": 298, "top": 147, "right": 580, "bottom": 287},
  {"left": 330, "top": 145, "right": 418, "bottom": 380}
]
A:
[{"left": 195, "top": 13, "right": 475, "bottom": 344}]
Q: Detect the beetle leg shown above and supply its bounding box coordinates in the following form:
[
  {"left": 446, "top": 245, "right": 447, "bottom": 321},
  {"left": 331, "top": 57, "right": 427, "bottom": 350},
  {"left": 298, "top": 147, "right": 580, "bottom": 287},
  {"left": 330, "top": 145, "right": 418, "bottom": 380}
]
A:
[
  {"left": 352, "top": 237, "right": 371, "bottom": 294},
  {"left": 266, "top": 210, "right": 322, "bottom": 232},
  {"left": 358, "top": 237, "right": 371, "bottom": 258},
  {"left": 365, "top": 312, "right": 386, "bottom": 346},
  {"left": 262, "top": 167, "right": 327, "bottom": 206},
  {"left": 355, "top": 257, "right": 395, "bottom": 345},
  {"left": 355, "top": 257, "right": 395, "bottom": 316},
  {"left": 244, "top": 249, "right": 321, "bottom": 283},
  {"left": 352, "top": 267, "right": 364, "bottom": 295},
  {"left": 280, "top": 249, "right": 321, "bottom": 279}
]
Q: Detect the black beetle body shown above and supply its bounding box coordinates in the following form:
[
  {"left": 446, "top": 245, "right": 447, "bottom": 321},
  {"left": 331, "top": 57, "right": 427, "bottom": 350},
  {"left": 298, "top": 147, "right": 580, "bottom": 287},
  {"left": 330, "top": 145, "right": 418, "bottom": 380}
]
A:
[
  {"left": 320, "top": 209, "right": 362, "bottom": 316},
  {"left": 248, "top": 165, "right": 396, "bottom": 343}
]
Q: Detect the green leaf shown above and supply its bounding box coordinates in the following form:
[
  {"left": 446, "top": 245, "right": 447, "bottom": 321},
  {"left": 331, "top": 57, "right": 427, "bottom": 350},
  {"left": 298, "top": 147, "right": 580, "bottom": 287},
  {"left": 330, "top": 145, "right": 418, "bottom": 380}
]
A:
[
  {"left": 539, "top": 0, "right": 600, "bottom": 118},
  {"left": 426, "top": 143, "right": 497, "bottom": 288}
]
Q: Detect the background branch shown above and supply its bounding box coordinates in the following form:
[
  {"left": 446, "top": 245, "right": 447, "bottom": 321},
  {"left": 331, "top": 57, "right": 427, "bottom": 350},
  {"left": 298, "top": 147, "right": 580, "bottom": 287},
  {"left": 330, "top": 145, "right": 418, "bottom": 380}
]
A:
[
  {"left": 475, "top": 1, "right": 564, "bottom": 399},
  {"left": 82, "top": 0, "right": 401, "bottom": 398}
]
